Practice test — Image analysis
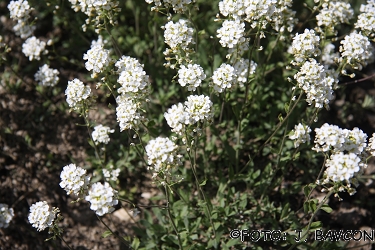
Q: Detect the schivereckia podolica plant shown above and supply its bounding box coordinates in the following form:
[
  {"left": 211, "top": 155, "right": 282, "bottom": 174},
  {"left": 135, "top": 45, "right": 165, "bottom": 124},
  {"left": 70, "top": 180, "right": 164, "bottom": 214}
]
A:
[{"left": 3, "top": 0, "right": 375, "bottom": 249}]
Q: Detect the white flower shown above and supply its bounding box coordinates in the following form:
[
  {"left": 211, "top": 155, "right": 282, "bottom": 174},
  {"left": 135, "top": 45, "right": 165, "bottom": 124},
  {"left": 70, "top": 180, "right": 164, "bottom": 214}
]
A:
[
  {"left": 313, "top": 123, "right": 368, "bottom": 155},
  {"left": 60, "top": 163, "right": 91, "bottom": 196},
  {"left": 289, "top": 29, "right": 320, "bottom": 65},
  {"left": 28, "top": 201, "right": 59, "bottom": 232},
  {"left": 184, "top": 95, "right": 213, "bottom": 124},
  {"left": 289, "top": 123, "right": 311, "bottom": 148},
  {"left": 355, "top": 0, "right": 375, "bottom": 37},
  {"left": 164, "top": 103, "right": 189, "bottom": 134},
  {"left": 367, "top": 133, "right": 375, "bottom": 156},
  {"left": 212, "top": 63, "right": 236, "bottom": 93},
  {"left": 339, "top": 31, "right": 374, "bottom": 70},
  {"left": 83, "top": 44, "right": 111, "bottom": 78},
  {"left": 316, "top": 1, "right": 353, "bottom": 28},
  {"left": 321, "top": 43, "right": 339, "bottom": 66},
  {"left": 8, "top": 0, "right": 32, "bottom": 20},
  {"left": 34, "top": 64, "right": 59, "bottom": 87},
  {"left": 294, "top": 59, "right": 334, "bottom": 108},
  {"left": 13, "top": 20, "right": 35, "bottom": 39},
  {"left": 115, "top": 56, "right": 150, "bottom": 95},
  {"left": 22, "top": 36, "right": 47, "bottom": 61},
  {"left": 145, "top": 0, "right": 192, "bottom": 13},
  {"left": 92, "top": 124, "right": 114, "bottom": 145},
  {"left": 116, "top": 95, "right": 142, "bottom": 131},
  {"left": 233, "top": 58, "right": 257, "bottom": 87},
  {"left": 146, "top": 137, "right": 180, "bottom": 173},
  {"left": 163, "top": 19, "right": 194, "bottom": 51},
  {"left": 85, "top": 182, "right": 118, "bottom": 216},
  {"left": 178, "top": 64, "right": 206, "bottom": 91},
  {"left": 65, "top": 78, "right": 91, "bottom": 109},
  {"left": 323, "top": 152, "right": 365, "bottom": 183},
  {"left": 103, "top": 166, "right": 121, "bottom": 182},
  {"left": 218, "top": 0, "right": 246, "bottom": 20},
  {"left": 217, "top": 20, "right": 245, "bottom": 48},
  {"left": 0, "top": 204, "right": 14, "bottom": 228}
]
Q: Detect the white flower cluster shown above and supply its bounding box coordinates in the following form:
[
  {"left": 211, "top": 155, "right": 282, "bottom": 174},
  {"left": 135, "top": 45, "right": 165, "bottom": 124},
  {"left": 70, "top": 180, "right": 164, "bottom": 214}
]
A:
[
  {"left": 321, "top": 43, "right": 339, "bottom": 66},
  {"left": 339, "top": 31, "right": 374, "bottom": 70},
  {"left": 217, "top": 20, "right": 245, "bottom": 48},
  {"left": 65, "top": 78, "right": 91, "bottom": 110},
  {"left": 103, "top": 166, "right": 121, "bottom": 182},
  {"left": 355, "top": 0, "right": 375, "bottom": 37},
  {"left": 83, "top": 43, "right": 111, "bottom": 78},
  {"left": 92, "top": 124, "right": 114, "bottom": 145},
  {"left": 313, "top": 124, "right": 368, "bottom": 187},
  {"left": 178, "top": 64, "right": 206, "bottom": 91},
  {"left": 67, "top": 0, "right": 120, "bottom": 31},
  {"left": 34, "top": 64, "right": 59, "bottom": 87},
  {"left": 163, "top": 19, "right": 194, "bottom": 52},
  {"left": 60, "top": 164, "right": 91, "bottom": 196},
  {"left": 0, "top": 204, "right": 14, "bottom": 228},
  {"left": 85, "top": 182, "right": 118, "bottom": 216},
  {"left": 289, "top": 29, "right": 320, "bottom": 65},
  {"left": 165, "top": 95, "right": 213, "bottom": 134},
  {"left": 115, "top": 56, "right": 150, "bottom": 96},
  {"left": 28, "top": 201, "right": 59, "bottom": 232},
  {"left": 7, "top": 0, "right": 35, "bottom": 38},
  {"left": 367, "top": 133, "right": 375, "bottom": 156},
  {"left": 146, "top": 137, "right": 180, "bottom": 176},
  {"left": 22, "top": 36, "right": 47, "bottom": 61},
  {"left": 294, "top": 59, "right": 335, "bottom": 109},
  {"left": 226, "top": 37, "right": 250, "bottom": 60},
  {"left": 212, "top": 63, "right": 235, "bottom": 93},
  {"left": 316, "top": 1, "right": 353, "bottom": 29},
  {"left": 234, "top": 58, "right": 256, "bottom": 87},
  {"left": 289, "top": 123, "right": 311, "bottom": 148},
  {"left": 116, "top": 95, "right": 142, "bottom": 131},
  {"left": 324, "top": 152, "right": 364, "bottom": 183},
  {"left": 145, "top": 0, "right": 193, "bottom": 13},
  {"left": 313, "top": 124, "right": 368, "bottom": 155}
]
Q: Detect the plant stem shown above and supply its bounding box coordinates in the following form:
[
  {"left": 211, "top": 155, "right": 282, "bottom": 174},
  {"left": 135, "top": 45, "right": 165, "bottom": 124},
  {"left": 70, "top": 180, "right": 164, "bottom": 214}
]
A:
[
  {"left": 96, "top": 215, "right": 131, "bottom": 249},
  {"left": 164, "top": 185, "right": 183, "bottom": 249}
]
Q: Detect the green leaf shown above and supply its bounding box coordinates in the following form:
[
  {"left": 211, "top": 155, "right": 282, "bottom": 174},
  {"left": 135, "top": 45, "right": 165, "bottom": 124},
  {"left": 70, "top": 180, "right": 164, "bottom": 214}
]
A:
[
  {"left": 309, "top": 221, "right": 322, "bottom": 231},
  {"left": 200, "top": 179, "right": 207, "bottom": 186},
  {"left": 131, "top": 237, "right": 140, "bottom": 249},
  {"left": 281, "top": 203, "right": 290, "bottom": 219},
  {"left": 321, "top": 204, "right": 333, "bottom": 214},
  {"left": 101, "top": 230, "right": 112, "bottom": 238}
]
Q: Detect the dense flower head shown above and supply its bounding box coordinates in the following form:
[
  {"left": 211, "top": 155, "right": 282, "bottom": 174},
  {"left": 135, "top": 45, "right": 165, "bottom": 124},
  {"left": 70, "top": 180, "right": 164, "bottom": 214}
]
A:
[
  {"left": 321, "top": 43, "right": 339, "bottom": 66},
  {"left": 115, "top": 56, "right": 150, "bottom": 95},
  {"left": 212, "top": 63, "right": 236, "bottom": 93},
  {"left": 0, "top": 204, "right": 14, "bottom": 228},
  {"left": 83, "top": 44, "right": 111, "bottom": 78},
  {"left": 28, "top": 201, "right": 59, "bottom": 232},
  {"left": 34, "top": 64, "right": 59, "bottom": 87},
  {"left": 339, "top": 31, "right": 374, "bottom": 70},
  {"left": 313, "top": 123, "right": 368, "bottom": 155},
  {"left": 316, "top": 1, "right": 353, "bottom": 29},
  {"left": 164, "top": 103, "right": 189, "bottom": 134},
  {"left": 367, "top": 133, "right": 375, "bottom": 156},
  {"left": 218, "top": 0, "right": 246, "bottom": 20},
  {"left": 184, "top": 95, "right": 213, "bottom": 124},
  {"left": 145, "top": 0, "right": 193, "bottom": 13},
  {"left": 146, "top": 137, "right": 180, "bottom": 174},
  {"left": 60, "top": 163, "right": 91, "bottom": 196},
  {"left": 226, "top": 37, "right": 250, "bottom": 60},
  {"left": 92, "top": 124, "right": 114, "bottom": 145},
  {"left": 65, "top": 78, "right": 91, "bottom": 109},
  {"left": 323, "top": 152, "right": 365, "bottom": 183},
  {"left": 178, "top": 64, "right": 206, "bottom": 91},
  {"left": 294, "top": 59, "right": 334, "bottom": 108},
  {"left": 233, "top": 58, "right": 257, "bottom": 87},
  {"left": 217, "top": 20, "right": 245, "bottom": 48},
  {"left": 163, "top": 19, "right": 194, "bottom": 51},
  {"left": 243, "top": 0, "right": 277, "bottom": 25},
  {"left": 290, "top": 29, "right": 320, "bottom": 65},
  {"left": 289, "top": 123, "right": 311, "bottom": 148},
  {"left": 13, "top": 20, "right": 35, "bottom": 39},
  {"left": 8, "top": 0, "right": 32, "bottom": 20},
  {"left": 22, "top": 36, "right": 47, "bottom": 61},
  {"left": 116, "top": 95, "right": 142, "bottom": 131},
  {"left": 85, "top": 182, "right": 118, "bottom": 216},
  {"left": 355, "top": 0, "right": 375, "bottom": 37}
]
